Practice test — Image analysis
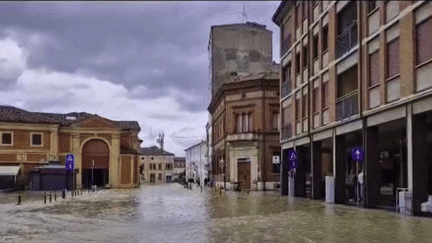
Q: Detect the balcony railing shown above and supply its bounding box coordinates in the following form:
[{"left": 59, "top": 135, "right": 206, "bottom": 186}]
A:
[
  {"left": 336, "top": 23, "right": 357, "bottom": 58},
  {"left": 281, "top": 124, "right": 292, "bottom": 140},
  {"left": 281, "top": 37, "right": 291, "bottom": 56},
  {"left": 336, "top": 90, "right": 358, "bottom": 121},
  {"left": 281, "top": 80, "right": 291, "bottom": 98}
]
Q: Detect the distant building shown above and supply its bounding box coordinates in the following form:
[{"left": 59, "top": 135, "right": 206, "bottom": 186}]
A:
[
  {"left": 0, "top": 106, "right": 141, "bottom": 189},
  {"left": 208, "top": 71, "right": 281, "bottom": 191},
  {"left": 173, "top": 157, "right": 186, "bottom": 180},
  {"left": 185, "top": 140, "right": 208, "bottom": 185},
  {"left": 139, "top": 146, "right": 174, "bottom": 183}
]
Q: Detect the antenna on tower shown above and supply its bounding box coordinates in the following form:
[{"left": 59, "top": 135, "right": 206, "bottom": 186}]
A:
[{"left": 241, "top": 4, "right": 248, "bottom": 23}]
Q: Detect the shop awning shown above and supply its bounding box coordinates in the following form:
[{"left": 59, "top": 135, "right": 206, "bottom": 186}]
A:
[{"left": 0, "top": 166, "right": 21, "bottom": 176}]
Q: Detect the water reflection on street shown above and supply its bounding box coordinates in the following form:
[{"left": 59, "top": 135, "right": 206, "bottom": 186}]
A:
[{"left": 1, "top": 183, "right": 432, "bottom": 242}]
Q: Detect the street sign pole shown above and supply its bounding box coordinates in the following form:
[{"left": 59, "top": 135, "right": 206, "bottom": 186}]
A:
[{"left": 356, "top": 160, "right": 359, "bottom": 208}]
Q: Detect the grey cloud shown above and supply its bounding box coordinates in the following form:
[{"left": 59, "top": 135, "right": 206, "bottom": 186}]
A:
[{"left": 0, "top": 1, "right": 280, "bottom": 115}]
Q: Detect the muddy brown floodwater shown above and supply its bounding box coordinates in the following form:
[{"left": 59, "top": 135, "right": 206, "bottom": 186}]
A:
[{"left": 1, "top": 183, "right": 432, "bottom": 243}]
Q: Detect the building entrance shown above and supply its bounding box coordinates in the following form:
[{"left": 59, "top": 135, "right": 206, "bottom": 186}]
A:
[
  {"left": 82, "top": 169, "right": 108, "bottom": 188},
  {"left": 238, "top": 159, "right": 251, "bottom": 189},
  {"left": 376, "top": 119, "right": 407, "bottom": 208},
  {"left": 81, "top": 139, "right": 109, "bottom": 189}
]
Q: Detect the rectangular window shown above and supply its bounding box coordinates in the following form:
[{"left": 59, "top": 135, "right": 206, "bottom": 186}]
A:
[
  {"left": 248, "top": 113, "right": 253, "bottom": 132},
  {"left": 272, "top": 112, "right": 279, "bottom": 131},
  {"left": 296, "top": 52, "right": 301, "bottom": 74},
  {"left": 236, "top": 113, "right": 242, "bottom": 133},
  {"left": 296, "top": 4, "right": 302, "bottom": 28},
  {"left": 369, "top": 51, "right": 380, "bottom": 86},
  {"left": 303, "top": 45, "right": 308, "bottom": 68},
  {"left": 313, "top": 35, "right": 319, "bottom": 60},
  {"left": 283, "top": 106, "right": 290, "bottom": 125},
  {"left": 284, "top": 63, "right": 291, "bottom": 83},
  {"left": 322, "top": 82, "right": 329, "bottom": 108},
  {"left": 416, "top": 18, "right": 432, "bottom": 65},
  {"left": 31, "top": 133, "right": 42, "bottom": 146},
  {"left": 368, "top": 1, "right": 377, "bottom": 14},
  {"left": 1, "top": 132, "right": 12, "bottom": 145},
  {"left": 295, "top": 96, "right": 301, "bottom": 121},
  {"left": 302, "top": 2, "right": 308, "bottom": 20},
  {"left": 322, "top": 26, "right": 329, "bottom": 51},
  {"left": 387, "top": 38, "right": 399, "bottom": 78},
  {"left": 242, "top": 113, "right": 248, "bottom": 132},
  {"left": 158, "top": 174, "right": 162, "bottom": 180},
  {"left": 158, "top": 164, "right": 162, "bottom": 170},
  {"left": 302, "top": 93, "right": 308, "bottom": 118},
  {"left": 313, "top": 87, "right": 320, "bottom": 113}
]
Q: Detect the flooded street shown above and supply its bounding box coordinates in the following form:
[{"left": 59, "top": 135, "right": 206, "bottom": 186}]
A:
[{"left": 1, "top": 184, "right": 432, "bottom": 243}]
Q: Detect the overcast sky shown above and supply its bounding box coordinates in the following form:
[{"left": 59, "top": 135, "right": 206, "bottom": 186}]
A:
[{"left": 0, "top": 1, "right": 281, "bottom": 156}]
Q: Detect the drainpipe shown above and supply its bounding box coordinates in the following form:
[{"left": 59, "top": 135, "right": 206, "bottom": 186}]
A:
[{"left": 262, "top": 79, "right": 266, "bottom": 191}]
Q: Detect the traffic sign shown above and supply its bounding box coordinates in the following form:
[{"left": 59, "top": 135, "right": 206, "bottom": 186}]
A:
[
  {"left": 351, "top": 147, "right": 364, "bottom": 162},
  {"left": 288, "top": 150, "right": 298, "bottom": 170},
  {"left": 65, "top": 154, "right": 75, "bottom": 171}
]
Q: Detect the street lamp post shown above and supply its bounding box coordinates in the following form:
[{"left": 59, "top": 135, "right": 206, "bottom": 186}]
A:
[
  {"left": 91, "top": 159, "right": 94, "bottom": 189},
  {"left": 220, "top": 159, "right": 226, "bottom": 190}
]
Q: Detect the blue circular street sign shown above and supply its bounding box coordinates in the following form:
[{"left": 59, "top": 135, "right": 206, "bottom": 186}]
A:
[
  {"left": 351, "top": 147, "right": 364, "bottom": 162},
  {"left": 65, "top": 154, "right": 75, "bottom": 171}
]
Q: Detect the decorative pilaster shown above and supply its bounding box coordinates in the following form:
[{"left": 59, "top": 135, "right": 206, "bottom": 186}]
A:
[{"left": 111, "top": 133, "right": 121, "bottom": 187}]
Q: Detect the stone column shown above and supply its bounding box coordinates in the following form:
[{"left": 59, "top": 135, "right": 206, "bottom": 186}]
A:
[
  {"left": 294, "top": 146, "right": 308, "bottom": 197},
  {"left": 281, "top": 149, "right": 289, "bottom": 196},
  {"left": 364, "top": 126, "right": 379, "bottom": 208},
  {"left": 50, "top": 127, "right": 58, "bottom": 160},
  {"left": 311, "top": 141, "right": 323, "bottom": 199},
  {"left": 409, "top": 113, "right": 428, "bottom": 215},
  {"left": 334, "top": 135, "right": 346, "bottom": 204},
  {"left": 71, "top": 133, "right": 81, "bottom": 189}
]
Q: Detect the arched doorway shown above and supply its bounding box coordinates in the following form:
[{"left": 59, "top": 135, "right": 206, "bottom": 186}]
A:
[{"left": 82, "top": 139, "right": 109, "bottom": 188}]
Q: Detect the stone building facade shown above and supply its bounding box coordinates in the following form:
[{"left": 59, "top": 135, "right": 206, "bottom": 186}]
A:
[
  {"left": 0, "top": 106, "right": 141, "bottom": 189},
  {"left": 208, "top": 72, "right": 281, "bottom": 191},
  {"left": 139, "top": 146, "right": 174, "bottom": 183},
  {"left": 185, "top": 140, "right": 208, "bottom": 185},
  {"left": 273, "top": 1, "right": 432, "bottom": 215}
]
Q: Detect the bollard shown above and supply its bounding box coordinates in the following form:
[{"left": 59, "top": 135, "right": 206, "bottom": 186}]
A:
[
  {"left": 49, "top": 193, "right": 52, "bottom": 203},
  {"left": 17, "top": 194, "right": 21, "bottom": 205},
  {"left": 54, "top": 192, "right": 57, "bottom": 201},
  {"left": 62, "top": 189, "right": 66, "bottom": 199},
  {"left": 44, "top": 193, "right": 47, "bottom": 204}
]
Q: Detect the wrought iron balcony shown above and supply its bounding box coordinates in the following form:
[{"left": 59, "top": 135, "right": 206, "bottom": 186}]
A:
[
  {"left": 281, "top": 81, "right": 291, "bottom": 99},
  {"left": 281, "top": 124, "right": 292, "bottom": 141},
  {"left": 336, "top": 23, "right": 357, "bottom": 58},
  {"left": 336, "top": 90, "right": 358, "bottom": 121}
]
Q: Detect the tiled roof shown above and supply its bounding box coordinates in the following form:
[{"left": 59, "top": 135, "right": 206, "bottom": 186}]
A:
[
  {"left": 139, "top": 146, "right": 175, "bottom": 156},
  {"left": 174, "top": 157, "right": 186, "bottom": 163},
  {"left": 120, "top": 147, "right": 140, "bottom": 155},
  {"left": 0, "top": 106, "right": 140, "bottom": 131}
]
